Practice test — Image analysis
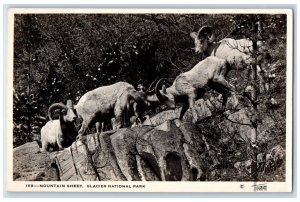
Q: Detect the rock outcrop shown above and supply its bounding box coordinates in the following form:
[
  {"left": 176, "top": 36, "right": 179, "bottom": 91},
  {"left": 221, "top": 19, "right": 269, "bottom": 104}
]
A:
[
  {"left": 13, "top": 96, "right": 284, "bottom": 181},
  {"left": 13, "top": 120, "right": 210, "bottom": 181},
  {"left": 13, "top": 141, "right": 58, "bottom": 181}
]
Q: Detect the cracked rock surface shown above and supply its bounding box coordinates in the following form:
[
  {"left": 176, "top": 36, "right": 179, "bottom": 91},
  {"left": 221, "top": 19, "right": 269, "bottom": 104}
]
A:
[{"left": 13, "top": 120, "right": 209, "bottom": 181}]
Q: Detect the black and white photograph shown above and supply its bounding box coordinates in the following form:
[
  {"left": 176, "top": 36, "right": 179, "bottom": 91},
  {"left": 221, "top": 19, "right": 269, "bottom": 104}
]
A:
[{"left": 6, "top": 8, "right": 292, "bottom": 192}]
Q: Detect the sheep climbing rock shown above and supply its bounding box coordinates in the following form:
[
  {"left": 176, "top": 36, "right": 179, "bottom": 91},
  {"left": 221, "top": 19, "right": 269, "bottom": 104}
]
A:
[
  {"left": 155, "top": 56, "right": 239, "bottom": 123},
  {"left": 190, "top": 25, "right": 264, "bottom": 68},
  {"left": 40, "top": 100, "right": 77, "bottom": 152}
]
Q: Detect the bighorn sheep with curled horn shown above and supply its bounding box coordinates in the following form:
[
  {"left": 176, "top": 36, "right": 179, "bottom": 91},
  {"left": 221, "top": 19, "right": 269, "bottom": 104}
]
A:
[
  {"left": 155, "top": 56, "right": 239, "bottom": 122},
  {"left": 75, "top": 82, "right": 152, "bottom": 141},
  {"left": 190, "top": 26, "right": 263, "bottom": 68},
  {"left": 40, "top": 100, "right": 77, "bottom": 152}
]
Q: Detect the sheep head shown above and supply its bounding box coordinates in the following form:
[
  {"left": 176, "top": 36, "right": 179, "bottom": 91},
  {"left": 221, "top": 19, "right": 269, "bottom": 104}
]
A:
[
  {"left": 48, "top": 100, "right": 77, "bottom": 122},
  {"left": 155, "top": 78, "right": 176, "bottom": 110},
  {"left": 190, "top": 26, "right": 215, "bottom": 54}
]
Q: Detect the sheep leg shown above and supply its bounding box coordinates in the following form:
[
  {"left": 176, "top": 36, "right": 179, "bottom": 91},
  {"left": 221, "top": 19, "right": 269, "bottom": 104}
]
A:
[
  {"left": 57, "top": 140, "right": 64, "bottom": 151},
  {"left": 106, "top": 119, "right": 113, "bottom": 130},
  {"left": 41, "top": 141, "right": 49, "bottom": 152},
  {"left": 214, "top": 76, "right": 236, "bottom": 94},
  {"left": 188, "top": 95, "right": 197, "bottom": 123},
  {"left": 114, "top": 116, "right": 122, "bottom": 129},
  {"left": 95, "top": 122, "right": 102, "bottom": 134},
  {"left": 133, "top": 103, "right": 139, "bottom": 126},
  {"left": 102, "top": 122, "right": 106, "bottom": 131},
  {"left": 77, "top": 117, "right": 93, "bottom": 141},
  {"left": 124, "top": 105, "right": 130, "bottom": 127},
  {"left": 207, "top": 82, "right": 224, "bottom": 110},
  {"left": 77, "top": 125, "right": 86, "bottom": 141},
  {"left": 212, "top": 76, "right": 238, "bottom": 109},
  {"left": 102, "top": 119, "right": 113, "bottom": 131},
  {"left": 209, "top": 83, "right": 230, "bottom": 111},
  {"left": 179, "top": 102, "right": 189, "bottom": 120},
  {"left": 133, "top": 103, "right": 144, "bottom": 127},
  {"left": 114, "top": 106, "right": 125, "bottom": 129}
]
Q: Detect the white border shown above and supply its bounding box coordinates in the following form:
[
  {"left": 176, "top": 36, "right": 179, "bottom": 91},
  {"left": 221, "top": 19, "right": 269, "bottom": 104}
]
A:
[{"left": 5, "top": 8, "right": 293, "bottom": 193}]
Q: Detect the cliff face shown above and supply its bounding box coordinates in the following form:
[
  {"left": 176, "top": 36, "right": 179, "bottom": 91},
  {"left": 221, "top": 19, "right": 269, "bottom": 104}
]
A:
[{"left": 13, "top": 120, "right": 210, "bottom": 181}]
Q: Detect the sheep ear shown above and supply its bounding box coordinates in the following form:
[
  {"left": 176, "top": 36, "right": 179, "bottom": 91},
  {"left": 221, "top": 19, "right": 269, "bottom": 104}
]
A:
[
  {"left": 162, "top": 84, "right": 167, "bottom": 94},
  {"left": 190, "top": 32, "right": 198, "bottom": 39}
]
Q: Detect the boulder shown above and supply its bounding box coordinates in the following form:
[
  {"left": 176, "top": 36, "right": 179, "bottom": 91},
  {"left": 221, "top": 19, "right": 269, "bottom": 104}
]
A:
[
  {"left": 143, "top": 109, "right": 181, "bottom": 126},
  {"left": 136, "top": 120, "right": 207, "bottom": 181},
  {"left": 13, "top": 141, "right": 58, "bottom": 181},
  {"left": 110, "top": 127, "right": 153, "bottom": 181},
  {"left": 91, "top": 131, "right": 126, "bottom": 181},
  {"left": 53, "top": 140, "right": 99, "bottom": 181}
]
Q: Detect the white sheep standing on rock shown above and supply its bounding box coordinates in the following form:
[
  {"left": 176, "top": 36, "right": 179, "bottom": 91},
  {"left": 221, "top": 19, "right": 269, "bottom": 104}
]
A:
[
  {"left": 75, "top": 82, "right": 152, "bottom": 141},
  {"left": 40, "top": 100, "right": 77, "bottom": 152}
]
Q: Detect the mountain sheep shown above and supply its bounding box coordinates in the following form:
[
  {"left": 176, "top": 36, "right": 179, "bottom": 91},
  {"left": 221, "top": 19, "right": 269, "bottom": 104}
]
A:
[
  {"left": 190, "top": 26, "right": 269, "bottom": 69},
  {"left": 75, "top": 82, "right": 151, "bottom": 140},
  {"left": 40, "top": 100, "right": 77, "bottom": 152},
  {"left": 155, "top": 56, "right": 239, "bottom": 122}
]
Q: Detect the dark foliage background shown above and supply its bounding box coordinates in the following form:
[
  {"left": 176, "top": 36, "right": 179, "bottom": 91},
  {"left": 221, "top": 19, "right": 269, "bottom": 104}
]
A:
[{"left": 13, "top": 13, "right": 287, "bottom": 180}]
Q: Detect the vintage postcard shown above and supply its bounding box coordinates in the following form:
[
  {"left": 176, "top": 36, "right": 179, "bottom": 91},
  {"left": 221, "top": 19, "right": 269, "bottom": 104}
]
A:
[{"left": 6, "top": 8, "right": 293, "bottom": 192}]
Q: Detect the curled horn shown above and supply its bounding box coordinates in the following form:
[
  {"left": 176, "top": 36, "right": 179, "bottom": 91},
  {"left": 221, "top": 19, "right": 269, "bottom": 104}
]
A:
[
  {"left": 145, "top": 78, "right": 160, "bottom": 94},
  {"left": 198, "top": 26, "right": 215, "bottom": 43},
  {"left": 164, "top": 79, "right": 173, "bottom": 86},
  {"left": 155, "top": 78, "right": 170, "bottom": 102},
  {"left": 48, "top": 103, "right": 67, "bottom": 121}
]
